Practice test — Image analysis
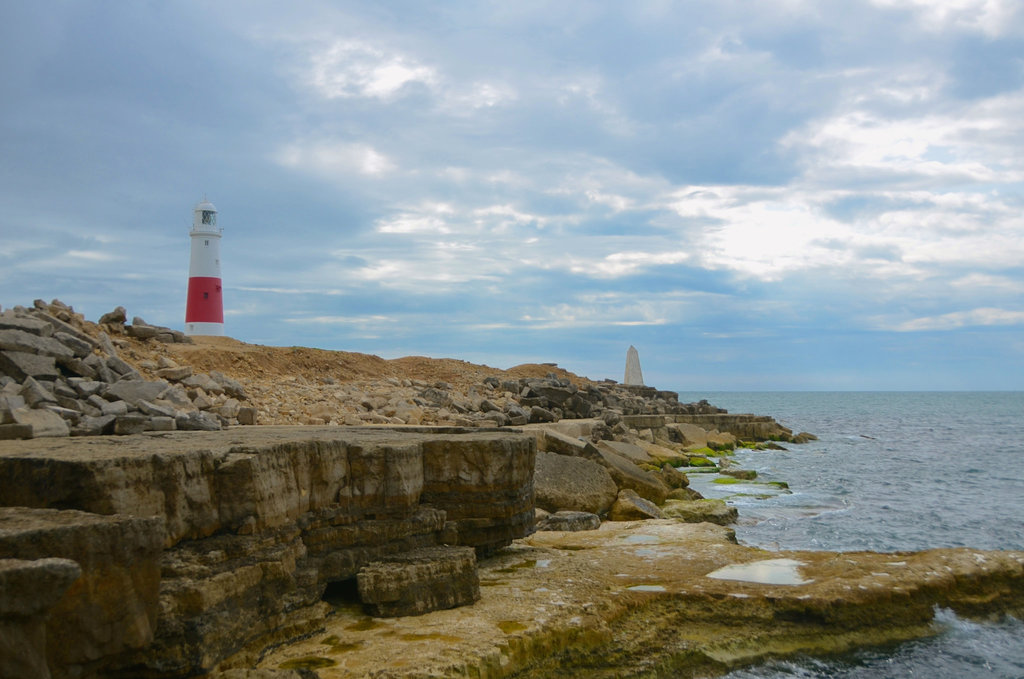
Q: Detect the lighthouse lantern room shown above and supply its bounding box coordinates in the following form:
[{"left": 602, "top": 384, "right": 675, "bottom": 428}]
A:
[{"left": 185, "top": 198, "right": 224, "bottom": 336}]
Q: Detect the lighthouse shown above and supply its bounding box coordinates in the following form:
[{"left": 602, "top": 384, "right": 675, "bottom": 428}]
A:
[{"left": 184, "top": 198, "right": 224, "bottom": 336}]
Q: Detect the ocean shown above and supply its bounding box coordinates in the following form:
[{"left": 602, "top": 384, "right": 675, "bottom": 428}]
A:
[{"left": 673, "top": 391, "right": 1024, "bottom": 679}]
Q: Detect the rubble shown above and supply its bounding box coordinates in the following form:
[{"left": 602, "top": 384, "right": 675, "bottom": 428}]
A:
[{"left": 0, "top": 301, "right": 256, "bottom": 440}]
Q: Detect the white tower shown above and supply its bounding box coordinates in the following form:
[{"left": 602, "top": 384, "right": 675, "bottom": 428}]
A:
[
  {"left": 184, "top": 198, "right": 224, "bottom": 336},
  {"left": 624, "top": 345, "right": 644, "bottom": 386}
]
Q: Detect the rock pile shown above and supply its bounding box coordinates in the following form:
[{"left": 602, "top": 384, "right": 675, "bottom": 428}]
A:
[{"left": 0, "top": 300, "right": 256, "bottom": 439}]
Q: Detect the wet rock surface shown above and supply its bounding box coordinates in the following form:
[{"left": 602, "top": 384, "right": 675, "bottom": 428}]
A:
[{"left": 257, "top": 521, "right": 1024, "bottom": 678}]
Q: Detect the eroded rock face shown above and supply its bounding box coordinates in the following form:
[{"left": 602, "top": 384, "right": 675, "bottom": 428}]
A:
[
  {"left": 0, "top": 508, "right": 163, "bottom": 679},
  {"left": 0, "top": 557, "right": 81, "bottom": 679},
  {"left": 0, "top": 427, "right": 535, "bottom": 678},
  {"left": 535, "top": 511, "right": 601, "bottom": 532},
  {"left": 357, "top": 546, "right": 480, "bottom": 617}
]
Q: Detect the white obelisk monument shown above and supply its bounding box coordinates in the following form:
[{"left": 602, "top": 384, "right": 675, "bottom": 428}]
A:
[
  {"left": 184, "top": 198, "right": 224, "bottom": 336},
  {"left": 624, "top": 345, "right": 644, "bottom": 386}
]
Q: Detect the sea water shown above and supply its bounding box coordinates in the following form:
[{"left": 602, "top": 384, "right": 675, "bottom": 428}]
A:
[{"left": 674, "top": 391, "right": 1024, "bottom": 679}]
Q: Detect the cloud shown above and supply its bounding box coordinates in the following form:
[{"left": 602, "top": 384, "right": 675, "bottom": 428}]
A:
[
  {"left": 307, "top": 39, "right": 438, "bottom": 100},
  {"left": 892, "top": 307, "right": 1024, "bottom": 331},
  {"left": 868, "top": 0, "right": 1022, "bottom": 36},
  {"left": 275, "top": 140, "right": 395, "bottom": 177}
]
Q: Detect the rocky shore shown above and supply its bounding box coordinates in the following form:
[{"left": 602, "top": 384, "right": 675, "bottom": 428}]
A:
[{"left": 2, "top": 299, "right": 1023, "bottom": 679}]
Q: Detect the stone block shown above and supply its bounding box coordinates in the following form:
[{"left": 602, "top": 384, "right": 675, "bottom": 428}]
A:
[
  {"left": 0, "top": 351, "right": 59, "bottom": 381},
  {"left": 156, "top": 365, "right": 192, "bottom": 381},
  {"left": 53, "top": 332, "right": 93, "bottom": 358},
  {"left": 114, "top": 414, "right": 149, "bottom": 435},
  {"left": 10, "top": 408, "right": 70, "bottom": 438},
  {"left": 104, "top": 379, "right": 169, "bottom": 406},
  {"left": 0, "top": 315, "right": 52, "bottom": 336},
  {"left": 106, "top": 355, "right": 140, "bottom": 378},
  {"left": 70, "top": 414, "right": 116, "bottom": 437},
  {"left": 21, "top": 376, "right": 57, "bottom": 407},
  {"left": 0, "top": 328, "right": 74, "bottom": 360},
  {"left": 357, "top": 546, "right": 480, "bottom": 617}
]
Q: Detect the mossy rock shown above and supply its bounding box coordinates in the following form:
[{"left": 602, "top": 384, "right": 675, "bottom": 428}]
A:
[
  {"left": 687, "top": 456, "right": 716, "bottom": 467},
  {"left": 721, "top": 469, "right": 757, "bottom": 480},
  {"left": 661, "top": 499, "right": 738, "bottom": 525}
]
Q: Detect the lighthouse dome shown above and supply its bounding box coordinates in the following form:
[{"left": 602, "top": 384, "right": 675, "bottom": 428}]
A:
[{"left": 192, "top": 198, "right": 220, "bottom": 232}]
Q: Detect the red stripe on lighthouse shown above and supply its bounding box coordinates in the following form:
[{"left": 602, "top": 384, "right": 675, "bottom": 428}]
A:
[{"left": 185, "top": 277, "right": 224, "bottom": 323}]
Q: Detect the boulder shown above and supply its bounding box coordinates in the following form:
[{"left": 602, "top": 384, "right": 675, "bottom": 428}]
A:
[
  {"left": 529, "top": 405, "right": 558, "bottom": 423},
  {"left": 534, "top": 450, "right": 617, "bottom": 515},
  {"left": 596, "top": 439, "right": 656, "bottom": 465},
  {"left": 667, "top": 487, "right": 705, "bottom": 501},
  {"left": 658, "top": 464, "right": 689, "bottom": 489},
  {"left": 707, "top": 430, "right": 737, "bottom": 450},
  {"left": 357, "top": 546, "right": 480, "bottom": 617},
  {"left": 668, "top": 422, "right": 709, "bottom": 448},
  {"left": 97, "top": 306, "right": 127, "bottom": 325},
  {"left": 608, "top": 488, "right": 663, "bottom": 521},
  {"left": 592, "top": 445, "right": 670, "bottom": 505},
  {"left": 661, "top": 499, "right": 738, "bottom": 525},
  {"left": 535, "top": 510, "right": 601, "bottom": 532}
]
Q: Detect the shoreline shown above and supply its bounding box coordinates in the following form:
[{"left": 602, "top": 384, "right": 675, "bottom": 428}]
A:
[{"left": 3, "top": 300, "right": 1024, "bottom": 678}]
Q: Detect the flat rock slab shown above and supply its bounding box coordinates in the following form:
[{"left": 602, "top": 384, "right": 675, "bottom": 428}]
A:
[
  {"left": 259, "top": 520, "right": 1024, "bottom": 678},
  {"left": 357, "top": 546, "right": 480, "bottom": 617}
]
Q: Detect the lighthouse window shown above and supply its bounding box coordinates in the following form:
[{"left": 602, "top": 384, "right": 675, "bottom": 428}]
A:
[
  {"left": 205, "top": 240, "right": 209, "bottom": 246},
  {"left": 202, "top": 210, "right": 216, "bottom": 226},
  {"left": 203, "top": 292, "right": 209, "bottom": 299}
]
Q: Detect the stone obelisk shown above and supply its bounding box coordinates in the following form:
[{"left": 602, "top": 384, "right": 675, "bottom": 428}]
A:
[{"left": 624, "top": 345, "right": 644, "bottom": 386}]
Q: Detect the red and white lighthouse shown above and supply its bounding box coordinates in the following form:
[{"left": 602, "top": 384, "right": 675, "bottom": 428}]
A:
[{"left": 184, "top": 198, "right": 224, "bottom": 336}]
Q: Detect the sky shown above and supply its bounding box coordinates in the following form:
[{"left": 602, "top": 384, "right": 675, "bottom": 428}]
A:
[{"left": 1, "top": 0, "right": 1023, "bottom": 391}]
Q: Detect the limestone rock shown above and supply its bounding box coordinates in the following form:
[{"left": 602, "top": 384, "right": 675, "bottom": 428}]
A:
[
  {"left": 534, "top": 450, "right": 617, "bottom": 515},
  {"left": 608, "top": 488, "right": 663, "bottom": 521},
  {"left": 357, "top": 546, "right": 480, "bottom": 617},
  {"left": 0, "top": 351, "right": 59, "bottom": 381},
  {"left": 667, "top": 487, "right": 705, "bottom": 501},
  {"left": 104, "top": 379, "right": 170, "bottom": 406},
  {"left": 0, "top": 315, "right": 53, "bottom": 336},
  {"left": 592, "top": 444, "right": 670, "bottom": 505},
  {"left": 535, "top": 510, "right": 601, "bottom": 532},
  {"left": 661, "top": 498, "right": 738, "bottom": 525},
  {"left": 98, "top": 306, "right": 127, "bottom": 326},
  {"left": 0, "top": 557, "right": 81, "bottom": 679},
  {"left": 10, "top": 407, "right": 70, "bottom": 438},
  {"left": 596, "top": 439, "right": 656, "bottom": 465},
  {"left": 0, "top": 508, "right": 163, "bottom": 677},
  {"left": 658, "top": 464, "right": 689, "bottom": 489},
  {"left": 721, "top": 468, "right": 757, "bottom": 480},
  {"left": 529, "top": 405, "right": 558, "bottom": 423}
]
